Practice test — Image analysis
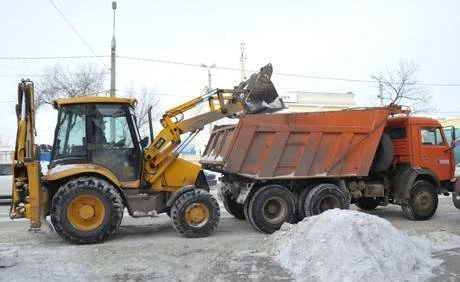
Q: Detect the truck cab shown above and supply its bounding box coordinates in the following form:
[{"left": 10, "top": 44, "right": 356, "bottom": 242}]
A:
[{"left": 387, "top": 116, "right": 455, "bottom": 190}]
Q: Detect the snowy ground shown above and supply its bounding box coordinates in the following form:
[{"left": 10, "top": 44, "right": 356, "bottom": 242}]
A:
[{"left": 1, "top": 195, "right": 460, "bottom": 282}]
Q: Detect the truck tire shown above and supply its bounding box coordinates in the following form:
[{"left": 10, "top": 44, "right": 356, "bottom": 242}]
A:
[
  {"left": 371, "top": 133, "right": 394, "bottom": 173},
  {"left": 297, "top": 184, "right": 315, "bottom": 219},
  {"left": 304, "top": 183, "right": 349, "bottom": 216},
  {"left": 247, "top": 185, "right": 296, "bottom": 234},
  {"left": 170, "top": 189, "right": 220, "bottom": 238},
  {"left": 51, "top": 177, "right": 124, "bottom": 244},
  {"left": 401, "top": 180, "right": 438, "bottom": 220},
  {"left": 354, "top": 197, "right": 380, "bottom": 210},
  {"left": 453, "top": 192, "right": 460, "bottom": 209},
  {"left": 222, "top": 194, "right": 246, "bottom": 220}
]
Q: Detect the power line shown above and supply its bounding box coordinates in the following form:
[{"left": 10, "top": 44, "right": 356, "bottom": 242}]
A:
[
  {"left": 0, "top": 72, "right": 109, "bottom": 78},
  {"left": 2, "top": 54, "right": 460, "bottom": 87},
  {"left": 0, "top": 55, "right": 109, "bottom": 60},
  {"left": 48, "top": 0, "right": 110, "bottom": 70},
  {"left": 117, "top": 55, "right": 460, "bottom": 87}
]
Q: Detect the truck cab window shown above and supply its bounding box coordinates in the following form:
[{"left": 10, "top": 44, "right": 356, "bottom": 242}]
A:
[{"left": 421, "top": 128, "right": 445, "bottom": 146}]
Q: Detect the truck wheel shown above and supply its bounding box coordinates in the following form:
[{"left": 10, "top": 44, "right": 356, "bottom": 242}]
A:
[
  {"left": 304, "top": 183, "right": 349, "bottom": 216},
  {"left": 170, "top": 190, "right": 220, "bottom": 238},
  {"left": 297, "top": 184, "right": 316, "bottom": 219},
  {"left": 453, "top": 192, "right": 460, "bottom": 209},
  {"left": 222, "top": 194, "right": 246, "bottom": 220},
  {"left": 247, "top": 185, "right": 296, "bottom": 234},
  {"left": 401, "top": 180, "right": 438, "bottom": 220},
  {"left": 51, "top": 177, "right": 124, "bottom": 244},
  {"left": 354, "top": 197, "right": 380, "bottom": 210},
  {"left": 371, "top": 133, "right": 394, "bottom": 173}
]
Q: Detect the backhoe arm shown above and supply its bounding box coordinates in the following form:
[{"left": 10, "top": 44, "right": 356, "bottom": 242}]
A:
[{"left": 9, "top": 80, "right": 46, "bottom": 229}]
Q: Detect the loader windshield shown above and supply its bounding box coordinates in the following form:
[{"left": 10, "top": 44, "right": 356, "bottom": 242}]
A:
[{"left": 53, "top": 105, "right": 87, "bottom": 161}]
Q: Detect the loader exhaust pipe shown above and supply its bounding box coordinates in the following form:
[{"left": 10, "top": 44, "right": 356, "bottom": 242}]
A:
[{"left": 235, "top": 63, "right": 285, "bottom": 114}]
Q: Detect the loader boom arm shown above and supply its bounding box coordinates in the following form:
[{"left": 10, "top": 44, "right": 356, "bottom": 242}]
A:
[{"left": 143, "top": 64, "right": 284, "bottom": 185}]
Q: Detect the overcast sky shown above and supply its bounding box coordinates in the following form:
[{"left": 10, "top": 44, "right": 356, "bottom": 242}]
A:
[{"left": 1, "top": 0, "right": 459, "bottom": 145}]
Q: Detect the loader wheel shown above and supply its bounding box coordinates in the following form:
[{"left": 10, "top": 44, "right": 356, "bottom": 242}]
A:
[
  {"left": 304, "top": 183, "right": 349, "bottom": 216},
  {"left": 354, "top": 197, "right": 380, "bottom": 210},
  {"left": 222, "top": 194, "right": 246, "bottom": 220},
  {"left": 247, "top": 185, "right": 296, "bottom": 234},
  {"left": 370, "top": 133, "right": 394, "bottom": 173},
  {"left": 401, "top": 180, "right": 438, "bottom": 220},
  {"left": 51, "top": 177, "right": 123, "bottom": 244},
  {"left": 170, "top": 189, "right": 220, "bottom": 238}
]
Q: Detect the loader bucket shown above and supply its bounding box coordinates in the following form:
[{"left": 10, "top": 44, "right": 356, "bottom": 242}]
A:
[{"left": 236, "top": 63, "right": 285, "bottom": 114}]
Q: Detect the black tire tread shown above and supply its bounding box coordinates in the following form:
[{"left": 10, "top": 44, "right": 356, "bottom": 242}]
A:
[
  {"left": 222, "top": 194, "right": 246, "bottom": 220},
  {"left": 355, "top": 197, "right": 380, "bottom": 211},
  {"left": 304, "top": 183, "right": 349, "bottom": 216},
  {"left": 51, "top": 176, "right": 123, "bottom": 244},
  {"left": 247, "top": 185, "right": 296, "bottom": 234},
  {"left": 401, "top": 180, "right": 438, "bottom": 220},
  {"left": 371, "top": 133, "right": 394, "bottom": 173},
  {"left": 170, "top": 189, "right": 220, "bottom": 238}
]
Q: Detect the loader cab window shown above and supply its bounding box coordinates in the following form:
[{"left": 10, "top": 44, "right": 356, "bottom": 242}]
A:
[
  {"left": 53, "top": 105, "right": 87, "bottom": 161},
  {"left": 89, "top": 104, "right": 140, "bottom": 181}
]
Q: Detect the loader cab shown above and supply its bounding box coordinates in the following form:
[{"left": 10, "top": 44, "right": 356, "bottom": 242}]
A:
[
  {"left": 387, "top": 116, "right": 455, "bottom": 182},
  {"left": 50, "top": 98, "right": 142, "bottom": 182}
]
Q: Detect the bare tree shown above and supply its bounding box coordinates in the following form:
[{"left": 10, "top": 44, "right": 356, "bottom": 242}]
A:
[
  {"left": 372, "top": 60, "right": 433, "bottom": 114},
  {"left": 125, "top": 85, "right": 162, "bottom": 135},
  {"left": 35, "top": 64, "right": 107, "bottom": 108}
]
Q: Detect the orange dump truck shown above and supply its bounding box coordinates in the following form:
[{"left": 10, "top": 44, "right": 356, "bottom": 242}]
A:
[{"left": 200, "top": 106, "right": 458, "bottom": 233}]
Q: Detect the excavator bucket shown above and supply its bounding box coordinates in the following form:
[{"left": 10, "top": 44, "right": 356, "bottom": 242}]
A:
[{"left": 235, "top": 63, "right": 285, "bottom": 114}]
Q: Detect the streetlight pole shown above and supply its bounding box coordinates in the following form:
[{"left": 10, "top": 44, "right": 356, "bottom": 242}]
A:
[
  {"left": 200, "top": 63, "right": 216, "bottom": 93},
  {"left": 110, "top": 1, "right": 117, "bottom": 98}
]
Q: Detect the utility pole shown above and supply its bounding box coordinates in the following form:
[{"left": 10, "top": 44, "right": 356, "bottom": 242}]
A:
[
  {"left": 110, "top": 1, "right": 117, "bottom": 142},
  {"left": 240, "top": 42, "right": 247, "bottom": 81},
  {"left": 200, "top": 63, "right": 216, "bottom": 93},
  {"left": 371, "top": 75, "right": 384, "bottom": 106},
  {"left": 110, "top": 1, "right": 117, "bottom": 98}
]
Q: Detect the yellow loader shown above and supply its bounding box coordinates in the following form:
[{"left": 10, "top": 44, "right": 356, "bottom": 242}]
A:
[{"left": 9, "top": 64, "right": 284, "bottom": 244}]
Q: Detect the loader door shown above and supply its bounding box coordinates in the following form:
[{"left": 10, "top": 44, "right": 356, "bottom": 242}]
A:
[
  {"left": 88, "top": 104, "right": 142, "bottom": 182},
  {"left": 418, "top": 127, "right": 452, "bottom": 181}
]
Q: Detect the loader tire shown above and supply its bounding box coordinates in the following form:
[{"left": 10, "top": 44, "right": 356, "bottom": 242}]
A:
[
  {"left": 354, "top": 197, "right": 380, "bottom": 210},
  {"left": 304, "top": 183, "right": 349, "bottom": 216},
  {"left": 51, "top": 177, "right": 123, "bottom": 244},
  {"left": 401, "top": 180, "right": 438, "bottom": 220},
  {"left": 371, "top": 133, "right": 394, "bottom": 173},
  {"left": 247, "top": 185, "right": 296, "bottom": 234},
  {"left": 222, "top": 194, "right": 246, "bottom": 220},
  {"left": 171, "top": 189, "right": 220, "bottom": 238}
]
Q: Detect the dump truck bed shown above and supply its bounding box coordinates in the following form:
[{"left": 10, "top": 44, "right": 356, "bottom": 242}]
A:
[{"left": 200, "top": 107, "right": 400, "bottom": 180}]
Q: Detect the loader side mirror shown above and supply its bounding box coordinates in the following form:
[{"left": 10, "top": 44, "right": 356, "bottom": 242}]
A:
[{"left": 140, "top": 136, "right": 149, "bottom": 148}]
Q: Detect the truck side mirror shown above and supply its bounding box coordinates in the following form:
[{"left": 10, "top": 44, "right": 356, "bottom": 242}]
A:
[{"left": 140, "top": 136, "right": 149, "bottom": 148}]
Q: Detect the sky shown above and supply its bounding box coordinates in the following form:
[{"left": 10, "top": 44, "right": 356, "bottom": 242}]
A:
[{"left": 1, "top": 0, "right": 460, "bottom": 146}]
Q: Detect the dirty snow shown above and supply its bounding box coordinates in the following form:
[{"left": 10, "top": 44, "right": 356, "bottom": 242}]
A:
[
  {"left": 264, "top": 209, "right": 443, "bottom": 282},
  {"left": 412, "top": 231, "right": 460, "bottom": 252}
]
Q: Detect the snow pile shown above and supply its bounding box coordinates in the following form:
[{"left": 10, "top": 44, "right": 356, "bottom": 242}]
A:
[
  {"left": 412, "top": 231, "right": 460, "bottom": 252},
  {"left": 265, "top": 209, "right": 441, "bottom": 282}
]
